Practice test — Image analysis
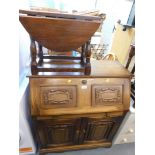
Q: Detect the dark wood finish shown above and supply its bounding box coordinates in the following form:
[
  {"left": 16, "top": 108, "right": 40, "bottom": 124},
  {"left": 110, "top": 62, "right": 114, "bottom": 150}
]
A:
[
  {"left": 19, "top": 9, "right": 102, "bottom": 75},
  {"left": 20, "top": 9, "right": 130, "bottom": 154},
  {"left": 27, "top": 60, "right": 131, "bottom": 78},
  {"left": 25, "top": 29, "right": 130, "bottom": 153},
  {"left": 37, "top": 59, "right": 85, "bottom": 73},
  {"left": 125, "top": 44, "right": 135, "bottom": 74},
  {"left": 30, "top": 36, "right": 37, "bottom": 74},
  {"left": 85, "top": 39, "right": 91, "bottom": 75},
  {"left": 40, "top": 85, "right": 77, "bottom": 109},
  {"left": 19, "top": 15, "right": 101, "bottom": 52},
  {"left": 38, "top": 43, "right": 43, "bottom": 62},
  {"left": 19, "top": 9, "right": 102, "bottom": 21},
  {"left": 92, "top": 85, "right": 123, "bottom": 106},
  {"left": 43, "top": 55, "right": 81, "bottom": 60},
  {"left": 84, "top": 118, "right": 113, "bottom": 143},
  {"left": 39, "top": 141, "right": 111, "bottom": 154},
  {"left": 36, "top": 118, "right": 81, "bottom": 148},
  {"left": 125, "top": 44, "right": 135, "bottom": 107},
  {"left": 34, "top": 113, "right": 124, "bottom": 154},
  {"left": 29, "top": 76, "right": 130, "bottom": 116}
]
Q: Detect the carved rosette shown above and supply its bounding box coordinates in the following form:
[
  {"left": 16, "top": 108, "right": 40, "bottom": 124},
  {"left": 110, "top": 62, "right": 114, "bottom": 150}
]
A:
[
  {"left": 92, "top": 85, "right": 122, "bottom": 106},
  {"left": 40, "top": 86, "right": 77, "bottom": 108}
]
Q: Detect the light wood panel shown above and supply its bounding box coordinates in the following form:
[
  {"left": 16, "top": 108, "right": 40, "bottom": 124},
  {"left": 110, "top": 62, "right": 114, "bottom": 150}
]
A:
[{"left": 30, "top": 77, "right": 130, "bottom": 116}]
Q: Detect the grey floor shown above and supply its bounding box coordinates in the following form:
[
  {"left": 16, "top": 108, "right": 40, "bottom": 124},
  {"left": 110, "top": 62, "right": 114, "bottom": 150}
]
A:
[{"left": 35, "top": 143, "right": 134, "bottom": 155}]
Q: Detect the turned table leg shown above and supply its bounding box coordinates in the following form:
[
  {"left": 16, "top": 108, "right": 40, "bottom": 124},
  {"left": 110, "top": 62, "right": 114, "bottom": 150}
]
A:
[
  {"left": 38, "top": 42, "right": 43, "bottom": 63},
  {"left": 81, "top": 44, "right": 86, "bottom": 65},
  {"left": 85, "top": 39, "right": 91, "bottom": 75},
  {"left": 30, "top": 36, "right": 37, "bottom": 74}
]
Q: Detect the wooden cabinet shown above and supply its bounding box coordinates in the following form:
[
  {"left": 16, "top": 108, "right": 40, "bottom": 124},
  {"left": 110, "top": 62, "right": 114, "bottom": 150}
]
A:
[
  {"left": 35, "top": 114, "right": 124, "bottom": 152},
  {"left": 28, "top": 60, "right": 131, "bottom": 154}
]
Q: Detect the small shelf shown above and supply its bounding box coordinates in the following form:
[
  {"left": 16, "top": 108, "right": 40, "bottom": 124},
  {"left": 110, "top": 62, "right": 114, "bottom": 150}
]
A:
[{"left": 37, "top": 59, "right": 85, "bottom": 73}]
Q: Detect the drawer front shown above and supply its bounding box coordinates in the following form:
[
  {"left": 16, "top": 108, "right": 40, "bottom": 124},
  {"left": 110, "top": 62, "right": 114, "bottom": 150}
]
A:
[
  {"left": 40, "top": 85, "right": 77, "bottom": 109},
  {"left": 92, "top": 85, "right": 123, "bottom": 106},
  {"left": 30, "top": 78, "right": 130, "bottom": 115}
]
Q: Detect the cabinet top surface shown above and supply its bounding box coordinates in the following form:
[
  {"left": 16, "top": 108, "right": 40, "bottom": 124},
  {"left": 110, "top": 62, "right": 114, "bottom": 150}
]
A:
[{"left": 28, "top": 60, "right": 131, "bottom": 78}]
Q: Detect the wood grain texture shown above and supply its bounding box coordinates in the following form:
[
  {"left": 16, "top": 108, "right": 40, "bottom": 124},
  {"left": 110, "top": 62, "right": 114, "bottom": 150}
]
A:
[
  {"left": 36, "top": 118, "right": 81, "bottom": 148},
  {"left": 19, "top": 9, "right": 102, "bottom": 21},
  {"left": 40, "top": 85, "right": 77, "bottom": 109},
  {"left": 19, "top": 15, "right": 101, "bottom": 52},
  {"left": 34, "top": 115, "right": 123, "bottom": 153},
  {"left": 92, "top": 85, "right": 123, "bottom": 106},
  {"left": 27, "top": 60, "right": 130, "bottom": 153},
  {"left": 27, "top": 60, "right": 132, "bottom": 78},
  {"left": 29, "top": 77, "right": 130, "bottom": 116},
  {"left": 39, "top": 141, "right": 111, "bottom": 154}
]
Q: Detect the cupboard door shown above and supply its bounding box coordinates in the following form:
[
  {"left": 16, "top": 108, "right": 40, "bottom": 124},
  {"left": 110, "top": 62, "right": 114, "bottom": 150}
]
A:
[
  {"left": 84, "top": 117, "right": 122, "bottom": 143},
  {"left": 36, "top": 118, "right": 81, "bottom": 148}
]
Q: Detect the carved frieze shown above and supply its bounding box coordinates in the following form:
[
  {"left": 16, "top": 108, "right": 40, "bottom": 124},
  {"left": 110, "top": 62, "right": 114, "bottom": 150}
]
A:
[
  {"left": 40, "top": 86, "right": 77, "bottom": 108},
  {"left": 92, "top": 85, "right": 122, "bottom": 106}
]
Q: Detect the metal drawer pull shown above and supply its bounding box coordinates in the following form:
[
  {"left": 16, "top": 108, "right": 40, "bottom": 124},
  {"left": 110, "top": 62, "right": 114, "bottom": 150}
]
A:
[{"left": 81, "top": 80, "right": 87, "bottom": 85}]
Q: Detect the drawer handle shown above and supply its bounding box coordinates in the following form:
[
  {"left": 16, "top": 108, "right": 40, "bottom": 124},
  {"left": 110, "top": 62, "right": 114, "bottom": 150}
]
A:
[{"left": 81, "top": 80, "right": 87, "bottom": 85}]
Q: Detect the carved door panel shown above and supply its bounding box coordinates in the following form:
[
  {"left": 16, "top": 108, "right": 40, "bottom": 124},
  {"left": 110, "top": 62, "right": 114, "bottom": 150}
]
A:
[
  {"left": 83, "top": 117, "right": 122, "bottom": 143},
  {"left": 36, "top": 118, "right": 81, "bottom": 148}
]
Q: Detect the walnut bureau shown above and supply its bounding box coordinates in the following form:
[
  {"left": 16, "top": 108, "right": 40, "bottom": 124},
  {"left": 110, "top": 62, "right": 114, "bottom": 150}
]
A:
[{"left": 28, "top": 60, "right": 131, "bottom": 155}]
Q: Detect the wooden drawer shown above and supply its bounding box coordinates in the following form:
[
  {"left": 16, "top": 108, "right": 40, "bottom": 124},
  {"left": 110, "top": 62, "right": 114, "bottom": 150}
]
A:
[{"left": 30, "top": 78, "right": 130, "bottom": 116}]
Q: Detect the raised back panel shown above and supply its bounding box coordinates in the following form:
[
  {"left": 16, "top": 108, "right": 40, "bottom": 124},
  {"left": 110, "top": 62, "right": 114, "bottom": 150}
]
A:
[{"left": 40, "top": 85, "right": 77, "bottom": 109}]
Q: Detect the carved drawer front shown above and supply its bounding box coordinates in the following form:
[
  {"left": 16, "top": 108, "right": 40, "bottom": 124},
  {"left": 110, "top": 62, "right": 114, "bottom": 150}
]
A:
[
  {"left": 40, "top": 85, "right": 77, "bottom": 109},
  {"left": 37, "top": 118, "right": 81, "bottom": 148},
  {"left": 92, "top": 85, "right": 123, "bottom": 106}
]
